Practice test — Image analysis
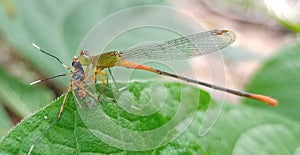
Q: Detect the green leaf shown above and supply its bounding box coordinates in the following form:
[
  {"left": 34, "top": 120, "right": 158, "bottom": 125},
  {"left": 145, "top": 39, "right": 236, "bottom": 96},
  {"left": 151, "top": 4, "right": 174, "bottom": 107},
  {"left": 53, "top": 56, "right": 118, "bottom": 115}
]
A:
[
  {"left": 198, "top": 104, "right": 300, "bottom": 155},
  {"left": 1, "top": 82, "right": 299, "bottom": 154},
  {"left": 0, "top": 82, "right": 210, "bottom": 154},
  {"left": 243, "top": 42, "right": 300, "bottom": 122},
  {"left": 0, "top": 65, "right": 53, "bottom": 139}
]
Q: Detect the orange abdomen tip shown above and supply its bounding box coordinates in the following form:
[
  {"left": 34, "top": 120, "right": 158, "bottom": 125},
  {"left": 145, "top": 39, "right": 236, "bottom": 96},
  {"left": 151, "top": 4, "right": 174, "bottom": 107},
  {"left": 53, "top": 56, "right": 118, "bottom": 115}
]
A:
[{"left": 248, "top": 94, "right": 278, "bottom": 106}]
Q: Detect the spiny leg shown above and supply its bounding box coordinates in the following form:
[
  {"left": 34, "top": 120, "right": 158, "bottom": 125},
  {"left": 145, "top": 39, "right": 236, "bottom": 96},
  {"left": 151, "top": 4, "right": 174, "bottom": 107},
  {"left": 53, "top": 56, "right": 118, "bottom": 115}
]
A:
[
  {"left": 82, "top": 75, "right": 95, "bottom": 90},
  {"left": 71, "top": 88, "right": 83, "bottom": 109},
  {"left": 107, "top": 68, "right": 121, "bottom": 99},
  {"left": 98, "top": 70, "right": 108, "bottom": 99},
  {"left": 28, "top": 83, "right": 73, "bottom": 154},
  {"left": 108, "top": 68, "right": 119, "bottom": 91},
  {"left": 93, "top": 69, "right": 108, "bottom": 99},
  {"left": 94, "top": 68, "right": 98, "bottom": 84},
  {"left": 75, "top": 82, "right": 98, "bottom": 100},
  {"left": 57, "top": 83, "right": 73, "bottom": 119},
  {"left": 84, "top": 65, "right": 90, "bottom": 77}
]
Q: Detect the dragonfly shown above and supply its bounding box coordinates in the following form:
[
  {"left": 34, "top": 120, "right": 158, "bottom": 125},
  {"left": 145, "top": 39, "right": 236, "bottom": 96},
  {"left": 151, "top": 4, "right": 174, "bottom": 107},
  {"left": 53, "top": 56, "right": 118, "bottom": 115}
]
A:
[
  {"left": 29, "top": 29, "right": 277, "bottom": 154},
  {"left": 76, "top": 29, "right": 277, "bottom": 106}
]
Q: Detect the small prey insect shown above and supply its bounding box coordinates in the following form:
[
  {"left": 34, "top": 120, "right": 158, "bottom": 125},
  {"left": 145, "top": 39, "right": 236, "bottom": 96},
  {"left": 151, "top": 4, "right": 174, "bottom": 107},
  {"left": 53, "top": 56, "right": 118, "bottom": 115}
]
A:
[{"left": 28, "top": 44, "right": 98, "bottom": 154}]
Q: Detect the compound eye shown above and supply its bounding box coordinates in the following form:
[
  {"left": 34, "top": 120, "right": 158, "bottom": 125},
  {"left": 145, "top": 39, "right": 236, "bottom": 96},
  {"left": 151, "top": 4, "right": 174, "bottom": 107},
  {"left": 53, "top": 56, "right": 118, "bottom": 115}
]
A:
[{"left": 80, "top": 50, "right": 90, "bottom": 57}]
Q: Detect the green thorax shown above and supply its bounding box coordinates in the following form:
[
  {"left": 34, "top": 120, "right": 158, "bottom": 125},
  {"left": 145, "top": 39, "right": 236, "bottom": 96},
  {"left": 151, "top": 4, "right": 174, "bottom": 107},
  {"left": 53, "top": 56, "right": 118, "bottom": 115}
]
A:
[{"left": 96, "top": 51, "right": 120, "bottom": 69}]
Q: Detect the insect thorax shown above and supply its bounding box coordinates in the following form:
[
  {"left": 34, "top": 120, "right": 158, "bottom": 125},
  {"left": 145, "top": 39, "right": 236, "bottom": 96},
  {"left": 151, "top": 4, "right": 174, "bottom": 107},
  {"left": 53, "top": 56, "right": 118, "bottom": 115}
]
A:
[{"left": 96, "top": 51, "right": 120, "bottom": 69}]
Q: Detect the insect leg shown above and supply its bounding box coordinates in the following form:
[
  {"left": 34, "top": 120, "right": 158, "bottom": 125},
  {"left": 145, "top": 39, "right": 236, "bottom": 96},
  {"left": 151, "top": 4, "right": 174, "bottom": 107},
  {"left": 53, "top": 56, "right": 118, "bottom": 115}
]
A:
[
  {"left": 75, "top": 83, "right": 98, "bottom": 100},
  {"left": 71, "top": 88, "right": 83, "bottom": 109},
  {"left": 98, "top": 70, "right": 108, "bottom": 99},
  {"left": 57, "top": 83, "right": 73, "bottom": 119},
  {"left": 28, "top": 83, "right": 73, "bottom": 154}
]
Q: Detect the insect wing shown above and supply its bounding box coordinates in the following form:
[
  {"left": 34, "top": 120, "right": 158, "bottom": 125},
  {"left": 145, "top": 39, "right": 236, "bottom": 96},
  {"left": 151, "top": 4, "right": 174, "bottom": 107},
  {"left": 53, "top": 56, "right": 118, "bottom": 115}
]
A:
[
  {"left": 73, "top": 82, "right": 99, "bottom": 109},
  {"left": 120, "top": 29, "right": 235, "bottom": 61}
]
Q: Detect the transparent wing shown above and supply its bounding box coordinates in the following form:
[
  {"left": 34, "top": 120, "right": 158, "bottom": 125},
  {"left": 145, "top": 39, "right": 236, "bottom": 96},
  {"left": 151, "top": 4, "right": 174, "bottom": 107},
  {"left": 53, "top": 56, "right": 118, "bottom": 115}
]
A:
[
  {"left": 73, "top": 82, "right": 99, "bottom": 109},
  {"left": 72, "top": 80, "right": 119, "bottom": 109},
  {"left": 120, "top": 29, "right": 235, "bottom": 61}
]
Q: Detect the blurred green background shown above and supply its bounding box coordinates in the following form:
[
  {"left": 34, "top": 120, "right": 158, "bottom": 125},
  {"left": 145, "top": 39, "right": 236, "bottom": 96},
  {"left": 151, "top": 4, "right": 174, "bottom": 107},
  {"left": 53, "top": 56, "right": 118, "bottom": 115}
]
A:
[{"left": 0, "top": 0, "right": 300, "bottom": 154}]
